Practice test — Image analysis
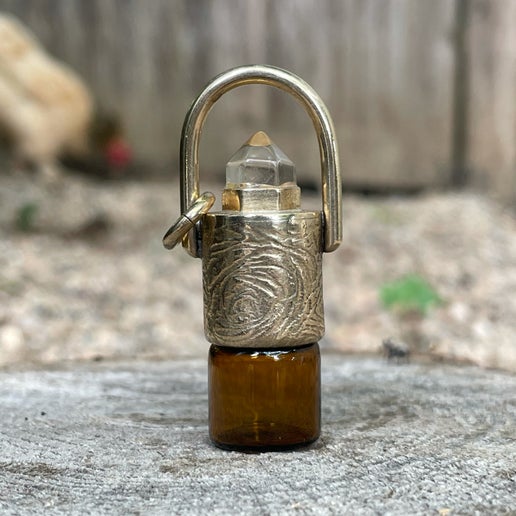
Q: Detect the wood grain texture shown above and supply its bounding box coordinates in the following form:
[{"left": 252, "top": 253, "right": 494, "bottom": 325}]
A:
[{"left": 0, "top": 357, "right": 515, "bottom": 513}]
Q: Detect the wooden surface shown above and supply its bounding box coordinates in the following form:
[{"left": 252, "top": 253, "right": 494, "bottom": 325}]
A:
[{"left": 0, "top": 356, "right": 515, "bottom": 514}]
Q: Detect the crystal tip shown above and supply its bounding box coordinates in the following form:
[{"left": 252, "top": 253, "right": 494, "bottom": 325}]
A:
[{"left": 226, "top": 131, "right": 296, "bottom": 188}]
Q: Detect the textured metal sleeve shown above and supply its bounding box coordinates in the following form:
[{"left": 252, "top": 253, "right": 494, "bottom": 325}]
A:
[{"left": 202, "top": 211, "right": 324, "bottom": 348}]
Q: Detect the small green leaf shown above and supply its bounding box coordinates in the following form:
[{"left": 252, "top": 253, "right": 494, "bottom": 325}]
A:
[
  {"left": 16, "top": 202, "right": 39, "bottom": 232},
  {"left": 380, "top": 274, "right": 441, "bottom": 315}
]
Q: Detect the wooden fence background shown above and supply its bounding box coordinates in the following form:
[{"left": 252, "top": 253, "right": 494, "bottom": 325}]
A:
[{"left": 0, "top": 0, "right": 514, "bottom": 198}]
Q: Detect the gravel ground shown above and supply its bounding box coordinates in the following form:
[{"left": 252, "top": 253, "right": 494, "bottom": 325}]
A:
[{"left": 1, "top": 173, "right": 515, "bottom": 371}]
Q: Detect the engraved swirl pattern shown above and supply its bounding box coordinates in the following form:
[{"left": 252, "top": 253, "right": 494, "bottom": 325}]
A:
[{"left": 203, "top": 214, "right": 324, "bottom": 348}]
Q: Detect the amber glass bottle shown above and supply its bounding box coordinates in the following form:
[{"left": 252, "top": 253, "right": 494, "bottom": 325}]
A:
[{"left": 208, "top": 343, "right": 320, "bottom": 451}]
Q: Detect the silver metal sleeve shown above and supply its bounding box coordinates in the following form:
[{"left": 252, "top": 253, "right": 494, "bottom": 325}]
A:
[{"left": 202, "top": 211, "right": 324, "bottom": 348}]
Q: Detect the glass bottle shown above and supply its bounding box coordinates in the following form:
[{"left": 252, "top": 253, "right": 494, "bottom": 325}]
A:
[{"left": 209, "top": 343, "right": 321, "bottom": 451}]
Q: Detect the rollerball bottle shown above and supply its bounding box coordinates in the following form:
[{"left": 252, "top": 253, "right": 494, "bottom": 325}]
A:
[{"left": 163, "top": 65, "right": 342, "bottom": 452}]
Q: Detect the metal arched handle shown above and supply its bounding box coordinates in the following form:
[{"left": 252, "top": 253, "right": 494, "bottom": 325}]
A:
[{"left": 180, "top": 64, "right": 342, "bottom": 256}]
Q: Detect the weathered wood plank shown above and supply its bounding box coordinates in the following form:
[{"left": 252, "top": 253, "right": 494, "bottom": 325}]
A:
[
  {"left": 0, "top": 357, "right": 514, "bottom": 513},
  {"left": 467, "top": 0, "right": 516, "bottom": 201}
]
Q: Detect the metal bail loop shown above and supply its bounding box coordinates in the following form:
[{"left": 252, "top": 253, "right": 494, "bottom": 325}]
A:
[{"left": 179, "top": 64, "right": 342, "bottom": 257}]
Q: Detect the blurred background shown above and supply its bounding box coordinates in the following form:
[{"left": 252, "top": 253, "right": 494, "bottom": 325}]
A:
[
  {"left": 0, "top": 0, "right": 515, "bottom": 371},
  {"left": 2, "top": 0, "right": 515, "bottom": 196}
]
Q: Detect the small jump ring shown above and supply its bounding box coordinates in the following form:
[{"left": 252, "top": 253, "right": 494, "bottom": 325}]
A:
[{"left": 162, "top": 192, "right": 215, "bottom": 250}]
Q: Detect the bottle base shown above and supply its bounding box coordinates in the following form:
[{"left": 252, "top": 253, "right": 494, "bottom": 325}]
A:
[{"left": 211, "top": 422, "right": 319, "bottom": 452}]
